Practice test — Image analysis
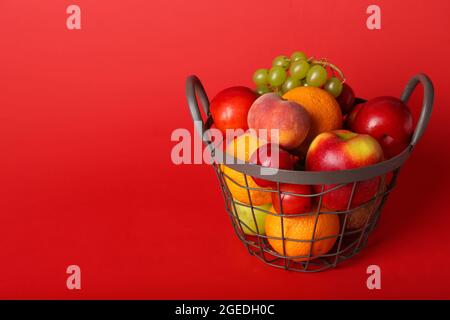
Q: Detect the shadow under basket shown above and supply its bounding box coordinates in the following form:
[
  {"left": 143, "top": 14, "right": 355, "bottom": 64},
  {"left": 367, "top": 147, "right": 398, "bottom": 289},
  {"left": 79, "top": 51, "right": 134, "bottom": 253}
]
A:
[{"left": 186, "top": 73, "right": 434, "bottom": 272}]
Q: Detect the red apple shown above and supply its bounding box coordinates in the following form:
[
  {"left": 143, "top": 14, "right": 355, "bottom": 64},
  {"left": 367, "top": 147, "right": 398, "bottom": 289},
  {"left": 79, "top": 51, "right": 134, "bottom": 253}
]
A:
[
  {"left": 249, "top": 143, "right": 296, "bottom": 188},
  {"left": 247, "top": 93, "right": 311, "bottom": 150},
  {"left": 306, "top": 130, "right": 384, "bottom": 211},
  {"left": 271, "top": 183, "right": 312, "bottom": 215},
  {"left": 337, "top": 83, "right": 356, "bottom": 115},
  {"left": 210, "top": 86, "right": 258, "bottom": 134},
  {"left": 347, "top": 96, "right": 413, "bottom": 159}
]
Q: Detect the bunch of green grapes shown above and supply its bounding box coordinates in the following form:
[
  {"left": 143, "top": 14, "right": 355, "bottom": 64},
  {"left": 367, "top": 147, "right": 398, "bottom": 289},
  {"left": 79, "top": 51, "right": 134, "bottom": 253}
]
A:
[{"left": 252, "top": 51, "right": 345, "bottom": 98}]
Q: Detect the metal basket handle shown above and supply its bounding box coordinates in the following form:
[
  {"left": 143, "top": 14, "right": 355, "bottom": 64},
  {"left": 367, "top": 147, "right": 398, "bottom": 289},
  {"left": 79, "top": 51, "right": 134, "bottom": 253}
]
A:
[
  {"left": 186, "top": 75, "right": 211, "bottom": 146},
  {"left": 401, "top": 73, "right": 434, "bottom": 147}
]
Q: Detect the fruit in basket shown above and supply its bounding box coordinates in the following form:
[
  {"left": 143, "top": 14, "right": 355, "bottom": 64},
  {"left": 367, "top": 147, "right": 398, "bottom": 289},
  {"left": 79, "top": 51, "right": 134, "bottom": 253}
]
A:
[
  {"left": 255, "top": 86, "right": 271, "bottom": 95},
  {"left": 249, "top": 143, "right": 296, "bottom": 188},
  {"left": 265, "top": 206, "right": 339, "bottom": 261},
  {"left": 272, "top": 55, "right": 290, "bottom": 70},
  {"left": 232, "top": 201, "right": 271, "bottom": 235},
  {"left": 253, "top": 69, "right": 269, "bottom": 87},
  {"left": 281, "top": 77, "right": 302, "bottom": 94},
  {"left": 210, "top": 86, "right": 258, "bottom": 134},
  {"left": 290, "top": 51, "right": 308, "bottom": 62},
  {"left": 323, "top": 77, "right": 343, "bottom": 98},
  {"left": 222, "top": 166, "right": 272, "bottom": 205},
  {"left": 345, "top": 196, "right": 378, "bottom": 230},
  {"left": 252, "top": 52, "right": 347, "bottom": 97},
  {"left": 222, "top": 133, "right": 271, "bottom": 205},
  {"left": 336, "top": 83, "right": 356, "bottom": 115},
  {"left": 271, "top": 183, "right": 312, "bottom": 215},
  {"left": 346, "top": 204, "right": 373, "bottom": 230},
  {"left": 344, "top": 175, "right": 386, "bottom": 230},
  {"left": 268, "top": 66, "right": 287, "bottom": 87},
  {"left": 247, "top": 93, "right": 311, "bottom": 150},
  {"left": 290, "top": 60, "right": 310, "bottom": 81},
  {"left": 306, "top": 130, "right": 384, "bottom": 210},
  {"left": 282, "top": 86, "right": 342, "bottom": 152},
  {"left": 225, "top": 131, "right": 264, "bottom": 162},
  {"left": 306, "top": 65, "right": 328, "bottom": 87},
  {"left": 345, "top": 102, "right": 364, "bottom": 130},
  {"left": 347, "top": 96, "right": 414, "bottom": 159}
]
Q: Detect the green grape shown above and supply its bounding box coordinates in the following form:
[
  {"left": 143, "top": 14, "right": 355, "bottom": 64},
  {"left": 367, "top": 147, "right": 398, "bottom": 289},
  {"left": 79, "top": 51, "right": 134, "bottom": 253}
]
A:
[
  {"left": 252, "top": 69, "right": 269, "bottom": 86},
  {"left": 272, "top": 55, "right": 290, "bottom": 70},
  {"left": 289, "top": 60, "right": 310, "bottom": 80},
  {"left": 324, "top": 77, "right": 343, "bottom": 97},
  {"left": 290, "top": 51, "right": 308, "bottom": 62},
  {"left": 256, "top": 85, "right": 272, "bottom": 95},
  {"left": 306, "top": 65, "right": 328, "bottom": 87},
  {"left": 281, "top": 77, "right": 301, "bottom": 94},
  {"left": 268, "top": 66, "right": 287, "bottom": 87}
]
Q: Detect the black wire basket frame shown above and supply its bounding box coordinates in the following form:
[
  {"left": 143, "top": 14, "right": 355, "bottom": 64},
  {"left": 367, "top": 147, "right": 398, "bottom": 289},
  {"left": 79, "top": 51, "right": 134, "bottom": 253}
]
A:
[{"left": 186, "top": 73, "right": 434, "bottom": 272}]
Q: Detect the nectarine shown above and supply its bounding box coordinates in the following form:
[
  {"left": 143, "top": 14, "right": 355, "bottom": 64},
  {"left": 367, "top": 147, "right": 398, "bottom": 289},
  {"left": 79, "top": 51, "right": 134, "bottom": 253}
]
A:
[
  {"left": 347, "top": 96, "right": 414, "bottom": 159},
  {"left": 247, "top": 93, "right": 311, "bottom": 150},
  {"left": 210, "top": 86, "right": 258, "bottom": 134}
]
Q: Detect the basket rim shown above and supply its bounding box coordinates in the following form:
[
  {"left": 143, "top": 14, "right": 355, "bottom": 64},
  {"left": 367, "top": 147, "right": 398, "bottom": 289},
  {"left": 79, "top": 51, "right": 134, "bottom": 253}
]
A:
[
  {"left": 187, "top": 73, "right": 434, "bottom": 185},
  {"left": 212, "top": 143, "right": 410, "bottom": 184}
]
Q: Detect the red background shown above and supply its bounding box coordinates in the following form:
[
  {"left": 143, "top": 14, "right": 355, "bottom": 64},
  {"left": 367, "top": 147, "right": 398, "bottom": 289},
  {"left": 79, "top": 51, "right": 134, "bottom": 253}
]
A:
[{"left": 0, "top": 0, "right": 449, "bottom": 299}]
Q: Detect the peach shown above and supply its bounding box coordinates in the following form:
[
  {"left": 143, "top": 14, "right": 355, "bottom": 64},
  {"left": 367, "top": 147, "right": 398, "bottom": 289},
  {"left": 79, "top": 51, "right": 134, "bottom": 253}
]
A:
[{"left": 247, "top": 93, "right": 311, "bottom": 150}]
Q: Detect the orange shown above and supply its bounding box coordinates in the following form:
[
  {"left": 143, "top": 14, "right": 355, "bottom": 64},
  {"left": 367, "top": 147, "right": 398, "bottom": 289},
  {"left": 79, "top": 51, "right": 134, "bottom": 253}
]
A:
[
  {"left": 265, "top": 206, "right": 340, "bottom": 261},
  {"left": 222, "top": 166, "right": 272, "bottom": 205},
  {"left": 221, "top": 132, "right": 271, "bottom": 205},
  {"left": 282, "top": 86, "right": 342, "bottom": 153}
]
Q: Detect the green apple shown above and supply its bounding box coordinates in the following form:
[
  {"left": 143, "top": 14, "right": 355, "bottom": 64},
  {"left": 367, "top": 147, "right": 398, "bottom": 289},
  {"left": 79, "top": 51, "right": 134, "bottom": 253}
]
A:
[{"left": 232, "top": 201, "right": 271, "bottom": 235}]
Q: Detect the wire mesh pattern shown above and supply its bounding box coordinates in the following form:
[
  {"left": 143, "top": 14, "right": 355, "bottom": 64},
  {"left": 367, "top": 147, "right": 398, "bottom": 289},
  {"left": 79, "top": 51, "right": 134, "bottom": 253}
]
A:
[
  {"left": 215, "top": 161, "right": 398, "bottom": 272},
  {"left": 186, "top": 73, "right": 434, "bottom": 272}
]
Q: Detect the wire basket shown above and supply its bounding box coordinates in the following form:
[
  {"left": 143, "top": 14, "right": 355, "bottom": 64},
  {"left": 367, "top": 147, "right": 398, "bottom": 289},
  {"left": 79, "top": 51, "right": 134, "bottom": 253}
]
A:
[{"left": 186, "top": 74, "right": 434, "bottom": 272}]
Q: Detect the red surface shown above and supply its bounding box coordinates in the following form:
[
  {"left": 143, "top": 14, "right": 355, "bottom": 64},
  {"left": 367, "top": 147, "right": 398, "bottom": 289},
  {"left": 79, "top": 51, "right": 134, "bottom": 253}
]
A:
[{"left": 0, "top": 0, "right": 449, "bottom": 299}]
